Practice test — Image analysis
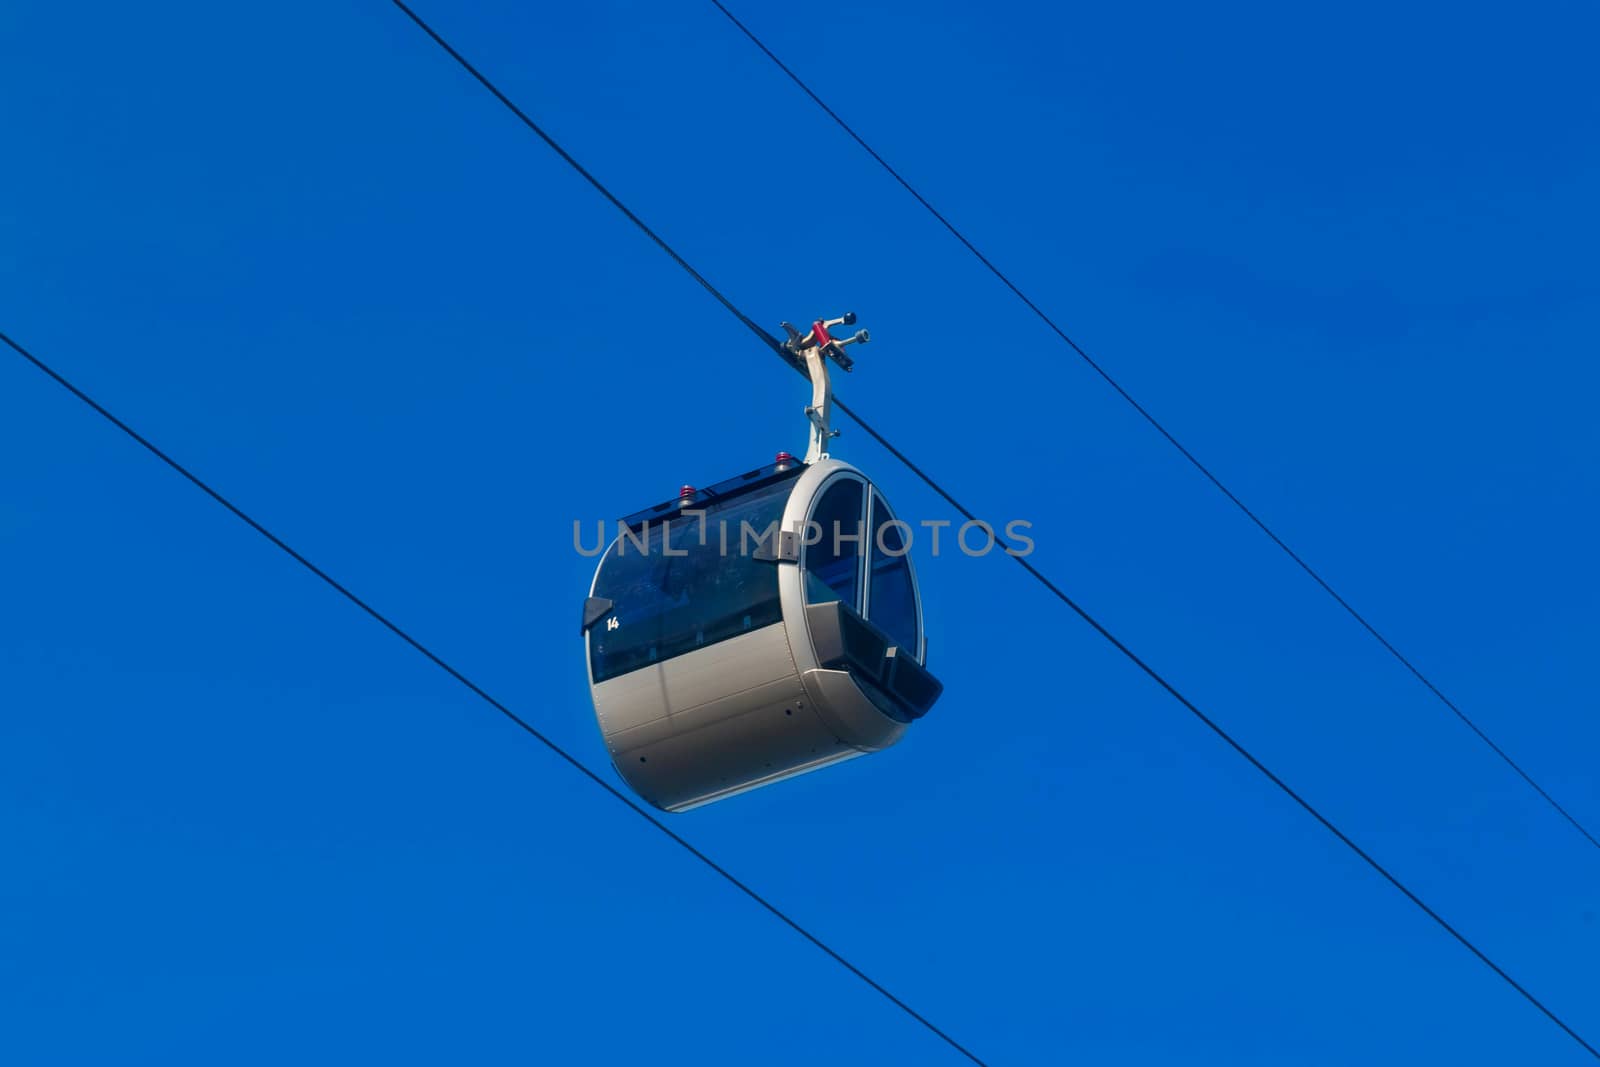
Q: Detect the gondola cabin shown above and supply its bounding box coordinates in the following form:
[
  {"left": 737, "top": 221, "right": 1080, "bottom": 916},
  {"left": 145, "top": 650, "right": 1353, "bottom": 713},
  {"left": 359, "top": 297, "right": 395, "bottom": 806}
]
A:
[
  {"left": 582, "top": 456, "right": 941, "bottom": 810},
  {"left": 580, "top": 314, "right": 942, "bottom": 811}
]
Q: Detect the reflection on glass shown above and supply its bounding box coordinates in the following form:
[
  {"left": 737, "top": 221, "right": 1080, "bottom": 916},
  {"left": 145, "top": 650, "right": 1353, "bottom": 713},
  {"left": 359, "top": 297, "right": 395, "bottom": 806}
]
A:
[
  {"left": 867, "top": 493, "right": 920, "bottom": 657},
  {"left": 589, "top": 479, "right": 792, "bottom": 682},
  {"left": 804, "top": 479, "right": 864, "bottom": 609}
]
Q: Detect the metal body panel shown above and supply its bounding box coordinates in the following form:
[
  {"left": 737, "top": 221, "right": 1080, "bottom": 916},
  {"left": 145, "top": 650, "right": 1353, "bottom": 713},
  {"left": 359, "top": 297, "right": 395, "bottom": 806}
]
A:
[
  {"left": 659, "top": 621, "right": 795, "bottom": 718},
  {"left": 584, "top": 458, "right": 937, "bottom": 812},
  {"left": 799, "top": 668, "right": 907, "bottom": 752}
]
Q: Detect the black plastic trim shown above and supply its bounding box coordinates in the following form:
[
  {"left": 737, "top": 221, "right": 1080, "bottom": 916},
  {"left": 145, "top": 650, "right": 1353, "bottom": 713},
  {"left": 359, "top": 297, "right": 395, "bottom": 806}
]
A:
[{"left": 581, "top": 596, "right": 614, "bottom": 633}]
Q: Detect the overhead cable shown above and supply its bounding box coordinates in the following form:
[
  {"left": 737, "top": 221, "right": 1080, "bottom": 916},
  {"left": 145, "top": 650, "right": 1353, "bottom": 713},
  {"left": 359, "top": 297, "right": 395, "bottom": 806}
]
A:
[
  {"left": 380, "top": 4, "right": 1599, "bottom": 1057},
  {"left": 706, "top": 0, "right": 1600, "bottom": 857}
]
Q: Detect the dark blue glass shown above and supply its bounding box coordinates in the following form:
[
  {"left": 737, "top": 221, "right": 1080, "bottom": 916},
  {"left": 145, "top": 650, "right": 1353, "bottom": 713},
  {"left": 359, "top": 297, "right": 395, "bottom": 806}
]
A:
[
  {"left": 589, "top": 477, "right": 793, "bottom": 683},
  {"left": 868, "top": 493, "right": 920, "bottom": 658},
  {"left": 803, "top": 479, "right": 864, "bottom": 609}
]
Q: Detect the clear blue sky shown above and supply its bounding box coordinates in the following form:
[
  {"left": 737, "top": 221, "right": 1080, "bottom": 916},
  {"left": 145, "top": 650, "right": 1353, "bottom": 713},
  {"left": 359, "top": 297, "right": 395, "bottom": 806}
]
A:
[{"left": 4, "top": 1, "right": 1598, "bottom": 1063}]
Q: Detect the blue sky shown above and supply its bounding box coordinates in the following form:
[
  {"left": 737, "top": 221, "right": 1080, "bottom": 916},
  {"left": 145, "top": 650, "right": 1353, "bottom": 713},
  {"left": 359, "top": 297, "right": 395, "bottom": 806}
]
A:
[{"left": 3, "top": 1, "right": 1598, "bottom": 1062}]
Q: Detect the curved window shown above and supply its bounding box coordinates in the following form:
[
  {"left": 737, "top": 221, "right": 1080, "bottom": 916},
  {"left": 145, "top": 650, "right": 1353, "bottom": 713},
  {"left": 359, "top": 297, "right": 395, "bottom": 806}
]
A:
[
  {"left": 867, "top": 492, "right": 920, "bottom": 658},
  {"left": 803, "top": 478, "right": 864, "bottom": 609},
  {"left": 589, "top": 478, "right": 793, "bottom": 682}
]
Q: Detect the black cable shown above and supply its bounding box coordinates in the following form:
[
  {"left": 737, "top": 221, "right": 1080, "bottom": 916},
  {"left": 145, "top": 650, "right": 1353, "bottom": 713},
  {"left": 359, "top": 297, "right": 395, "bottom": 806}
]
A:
[
  {"left": 0, "top": 328, "right": 987, "bottom": 1066},
  {"left": 706, "top": 0, "right": 1600, "bottom": 857},
  {"left": 380, "top": 3, "right": 1599, "bottom": 1057}
]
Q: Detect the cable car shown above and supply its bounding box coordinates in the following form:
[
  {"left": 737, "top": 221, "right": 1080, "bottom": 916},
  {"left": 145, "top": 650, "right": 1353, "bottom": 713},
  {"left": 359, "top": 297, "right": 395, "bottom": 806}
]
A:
[{"left": 580, "top": 314, "right": 943, "bottom": 811}]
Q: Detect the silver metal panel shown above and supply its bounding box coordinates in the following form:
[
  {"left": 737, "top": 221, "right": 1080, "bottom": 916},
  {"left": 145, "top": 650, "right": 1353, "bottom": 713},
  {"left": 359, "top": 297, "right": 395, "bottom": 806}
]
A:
[
  {"left": 667, "top": 675, "right": 803, "bottom": 739},
  {"left": 658, "top": 622, "right": 796, "bottom": 716},
  {"left": 670, "top": 747, "right": 867, "bottom": 812},
  {"left": 593, "top": 621, "right": 854, "bottom": 810},
  {"left": 590, "top": 618, "right": 796, "bottom": 738},
  {"left": 800, "top": 667, "right": 907, "bottom": 752},
  {"left": 590, "top": 657, "right": 671, "bottom": 738},
  {"left": 604, "top": 676, "right": 800, "bottom": 754},
  {"left": 616, "top": 689, "right": 851, "bottom": 812}
]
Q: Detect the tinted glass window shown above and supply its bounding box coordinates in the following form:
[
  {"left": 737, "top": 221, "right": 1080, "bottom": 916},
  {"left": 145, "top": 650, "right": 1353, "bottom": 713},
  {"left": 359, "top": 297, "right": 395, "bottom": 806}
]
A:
[
  {"left": 868, "top": 492, "right": 920, "bottom": 657},
  {"left": 803, "top": 478, "right": 864, "bottom": 609},
  {"left": 589, "top": 479, "right": 792, "bottom": 682}
]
